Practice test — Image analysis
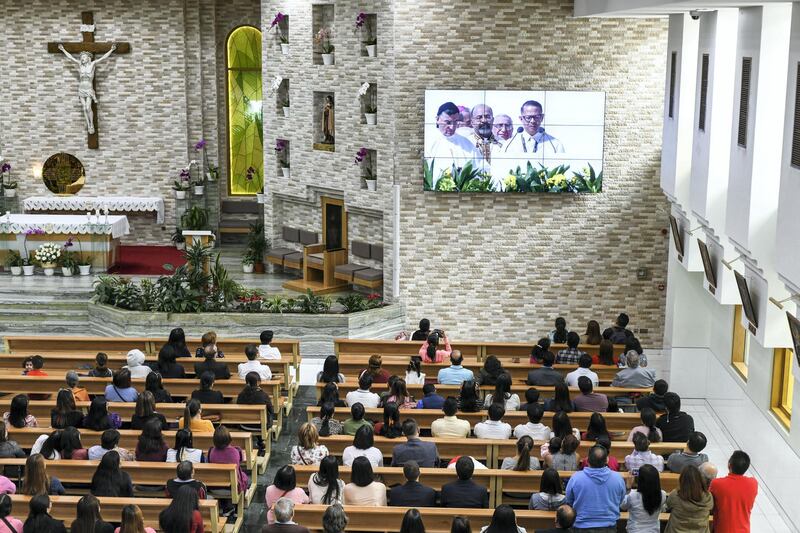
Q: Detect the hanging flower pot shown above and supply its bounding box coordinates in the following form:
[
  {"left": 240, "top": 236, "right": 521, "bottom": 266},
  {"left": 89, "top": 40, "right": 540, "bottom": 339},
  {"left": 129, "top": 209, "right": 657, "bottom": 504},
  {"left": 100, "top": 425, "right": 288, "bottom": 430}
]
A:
[
  {"left": 22, "top": 265, "right": 34, "bottom": 276},
  {"left": 322, "top": 53, "right": 334, "bottom": 65},
  {"left": 364, "top": 113, "right": 377, "bottom": 125},
  {"left": 194, "top": 185, "right": 205, "bottom": 195},
  {"left": 283, "top": 106, "right": 290, "bottom": 118},
  {"left": 61, "top": 267, "right": 74, "bottom": 277},
  {"left": 281, "top": 43, "right": 289, "bottom": 55},
  {"left": 366, "top": 179, "right": 377, "bottom": 191},
  {"left": 10, "top": 266, "right": 21, "bottom": 276},
  {"left": 79, "top": 265, "right": 92, "bottom": 276},
  {"left": 281, "top": 167, "right": 291, "bottom": 179},
  {"left": 366, "top": 45, "right": 377, "bottom": 57},
  {"left": 175, "top": 190, "right": 186, "bottom": 200}
]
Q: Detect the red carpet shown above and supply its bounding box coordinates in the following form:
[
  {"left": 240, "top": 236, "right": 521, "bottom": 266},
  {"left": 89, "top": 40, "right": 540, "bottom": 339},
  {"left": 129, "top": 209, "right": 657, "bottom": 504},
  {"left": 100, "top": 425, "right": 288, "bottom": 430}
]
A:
[{"left": 108, "top": 245, "right": 186, "bottom": 275}]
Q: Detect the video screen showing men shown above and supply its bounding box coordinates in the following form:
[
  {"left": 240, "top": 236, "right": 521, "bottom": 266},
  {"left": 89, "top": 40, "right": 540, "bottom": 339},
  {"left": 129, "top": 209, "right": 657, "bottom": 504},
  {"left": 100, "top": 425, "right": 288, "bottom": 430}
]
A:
[{"left": 424, "top": 90, "right": 604, "bottom": 192}]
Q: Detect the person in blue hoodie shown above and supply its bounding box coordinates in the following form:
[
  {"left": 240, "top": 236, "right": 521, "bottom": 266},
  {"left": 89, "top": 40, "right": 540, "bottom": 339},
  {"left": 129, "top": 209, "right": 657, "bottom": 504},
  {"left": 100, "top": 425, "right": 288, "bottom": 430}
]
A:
[
  {"left": 416, "top": 383, "right": 445, "bottom": 409},
  {"left": 564, "top": 445, "right": 626, "bottom": 532}
]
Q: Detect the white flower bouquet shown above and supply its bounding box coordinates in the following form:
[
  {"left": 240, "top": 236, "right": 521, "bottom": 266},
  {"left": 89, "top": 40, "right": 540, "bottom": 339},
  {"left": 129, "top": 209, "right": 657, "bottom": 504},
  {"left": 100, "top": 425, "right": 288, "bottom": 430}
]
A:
[{"left": 34, "top": 242, "right": 62, "bottom": 265}]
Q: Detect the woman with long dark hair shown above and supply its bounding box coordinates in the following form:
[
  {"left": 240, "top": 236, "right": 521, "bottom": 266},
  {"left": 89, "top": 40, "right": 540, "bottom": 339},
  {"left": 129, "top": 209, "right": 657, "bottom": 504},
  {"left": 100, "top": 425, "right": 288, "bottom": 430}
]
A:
[
  {"left": 543, "top": 382, "right": 576, "bottom": 413},
  {"left": 90, "top": 452, "right": 133, "bottom": 497},
  {"left": 528, "top": 468, "right": 565, "bottom": 510},
  {"left": 583, "top": 412, "right": 610, "bottom": 441},
  {"left": 190, "top": 372, "right": 224, "bottom": 405},
  {"left": 530, "top": 338, "right": 553, "bottom": 364},
  {"left": 50, "top": 389, "right": 83, "bottom": 429},
  {"left": 166, "top": 429, "right": 203, "bottom": 463},
  {"left": 404, "top": 357, "right": 425, "bottom": 385},
  {"left": 310, "top": 402, "right": 342, "bottom": 437},
  {"left": 145, "top": 372, "right": 173, "bottom": 403},
  {"left": 399, "top": 509, "right": 426, "bottom": 533},
  {"left": 381, "top": 378, "right": 415, "bottom": 409},
  {"left": 480, "top": 505, "right": 526, "bottom": 533},
  {"left": 308, "top": 455, "right": 344, "bottom": 505},
  {"left": 236, "top": 371, "right": 275, "bottom": 427},
  {"left": 154, "top": 345, "right": 186, "bottom": 379},
  {"left": 317, "top": 356, "right": 345, "bottom": 384},
  {"left": 458, "top": 380, "right": 482, "bottom": 412},
  {"left": 595, "top": 339, "right": 617, "bottom": 366},
  {"left": 166, "top": 327, "right": 191, "bottom": 358},
  {"left": 178, "top": 399, "right": 214, "bottom": 433},
  {"left": 664, "top": 465, "right": 712, "bottom": 533},
  {"left": 621, "top": 463, "right": 666, "bottom": 532},
  {"left": 343, "top": 425, "right": 383, "bottom": 467},
  {"left": 131, "top": 391, "right": 168, "bottom": 430},
  {"left": 31, "top": 430, "right": 61, "bottom": 460},
  {"left": 158, "top": 485, "right": 203, "bottom": 533},
  {"left": 135, "top": 418, "right": 168, "bottom": 462},
  {"left": 83, "top": 397, "right": 121, "bottom": 431},
  {"left": 549, "top": 317, "right": 568, "bottom": 344},
  {"left": 450, "top": 517, "right": 472, "bottom": 533},
  {"left": 375, "top": 402, "right": 403, "bottom": 438},
  {"left": 418, "top": 331, "right": 451, "bottom": 363},
  {"left": 316, "top": 382, "right": 346, "bottom": 408},
  {"left": 60, "top": 426, "right": 88, "bottom": 460},
  {"left": 3, "top": 395, "right": 37, "bottom": 429},
  {"left": 117, "top": 504, "right": 156, "bottom": 533},
  {"left": 583, "top": 320, "right": 602, "bottom": 345},
  {"left": 22, "top": 495, "right": 66, "bottom": 533},
  {"left": 551, "top": 412, "right": 579, "bottom": 441},
  {"left": 628, "top": 408, "right": 663, "bottom": 443},
  {"left": 500, "top": 436, "right": 539, "bottom": 471},
  {"left": 343, "top": 456, "right": 387, "bottom": 506},
  {"left": 359, "top": 355, "right": 390, "bottom": 384},
  {"left": 265, "top": 466, "right": 308, "bottom": 524},
  {"left": 477, "top": 355, "right": 504, "bottom": 386},
  {"left": 484, "top": 373, "right": 520, "bottom": 410}
]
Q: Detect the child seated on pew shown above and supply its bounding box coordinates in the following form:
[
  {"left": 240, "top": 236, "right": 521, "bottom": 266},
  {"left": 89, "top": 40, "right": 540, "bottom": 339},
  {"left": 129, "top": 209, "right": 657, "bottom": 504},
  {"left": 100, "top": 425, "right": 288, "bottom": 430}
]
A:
[
  {"left": 21, "top": 357, "right": 33, "bottom": 376},
  {"left": 88, "top": 429, "right": 134, "bottom": 461},
  {"left": 27, "top": 355, "right": 47, "bottom": 377},
  {"left": 167, "top": 429, "right": 204, "bottom": 463},
  {"left": 88, "top": 352, "right": 113, "bottom": 378},
  {"left": 541, "top": 435, "right": 580, "bottom": 471},
  {"left": 166, "top": 460, "right": 207, "bottom": 499}
]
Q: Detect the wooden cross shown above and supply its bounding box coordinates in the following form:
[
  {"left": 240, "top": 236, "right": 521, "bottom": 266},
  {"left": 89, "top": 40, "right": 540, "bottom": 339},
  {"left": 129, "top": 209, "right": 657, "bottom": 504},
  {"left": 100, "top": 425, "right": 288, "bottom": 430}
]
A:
[{"left": 47, "top": 11, "right": 131, "bottom": 149}]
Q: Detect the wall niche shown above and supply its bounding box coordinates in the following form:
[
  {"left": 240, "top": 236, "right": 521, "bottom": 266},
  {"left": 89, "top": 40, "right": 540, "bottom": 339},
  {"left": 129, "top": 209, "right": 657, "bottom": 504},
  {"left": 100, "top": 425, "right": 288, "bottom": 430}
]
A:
[
  {"left": 358, "top": 13, "right": 377, "bottom": 57},
  {"left": 276, "top": 79, "right": 290, "bottom": 118},
  {"left": 312, "top": 4, "right": 335, "bottom": 65},
  {"left": 276, "top": 138, "right": 290, "bottom": 178},
  {"left": 360, "top": 83, "right": 377, "bottom": 125},
  {"left": 357, "top": 148, "right": 377, "bottom": 190},
  {"left": 313, "top": 91, "right": 335, "bottom": 152}
]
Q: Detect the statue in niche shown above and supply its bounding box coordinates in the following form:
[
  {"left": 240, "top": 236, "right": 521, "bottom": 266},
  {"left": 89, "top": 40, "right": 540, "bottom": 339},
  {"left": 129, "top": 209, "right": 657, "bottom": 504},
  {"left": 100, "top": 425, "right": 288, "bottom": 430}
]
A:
[
  {"left": 58, "top": 43, "right": 117, "bottom": 134},
  {"left": 321, "top": 95, "right": 335, "bottom": 144}
]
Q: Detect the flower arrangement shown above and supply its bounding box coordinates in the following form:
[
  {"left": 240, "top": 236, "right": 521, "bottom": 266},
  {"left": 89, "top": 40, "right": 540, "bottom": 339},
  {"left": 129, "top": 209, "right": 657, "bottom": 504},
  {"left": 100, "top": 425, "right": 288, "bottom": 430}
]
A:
[
  {"left": 1, "top": 161, "right": 16, "bottom": 189},
  {"left": 64, "top": 236, "right": 92, "bottom": 266},
  {"left": 270, "top": 12, "right": 288, "bottom": 43},
  {"left": 275, "top": 140, "right": 289, "bottom": 168},
  {"left": 314, "top": 28, "right": 334, "bottom": 54},
  {"left": 358, "top": 83, "right": 377, "bottom": 115},
  {"left": 34, "top": 242, "right": 61, "bottom": 266},
  {"left": 354, "top": 147, "right": 374, "bottom": 180},
  {"left": 269, "top": 75, "right": 283, "bottom": 96},
  {"left": 354, "top": 12, "right": 367, "bottom": 31},
  {"left": 21, "top": 227, "right": 44, "bottom": 265},
  {"left": 354, "top": 12, "right": 376, "bottom": 46},
  {"left": 194, "top": 139, "right": 218, "bottom": 181}
]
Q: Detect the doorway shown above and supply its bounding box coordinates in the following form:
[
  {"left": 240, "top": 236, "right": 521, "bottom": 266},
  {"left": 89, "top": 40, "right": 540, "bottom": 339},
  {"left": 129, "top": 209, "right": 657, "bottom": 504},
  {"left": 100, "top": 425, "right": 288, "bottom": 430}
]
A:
[{"left": 322, "top": 197, "right": 347, "bottom": 251}]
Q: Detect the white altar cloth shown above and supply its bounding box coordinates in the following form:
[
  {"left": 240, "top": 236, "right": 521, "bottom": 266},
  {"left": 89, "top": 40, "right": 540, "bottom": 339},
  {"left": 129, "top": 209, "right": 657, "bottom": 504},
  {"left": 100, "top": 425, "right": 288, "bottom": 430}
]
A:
[
  {"left": 23, "top": 196, "right": 165, "bottom": 224},
  {"left": 0, "top": 214, "right": 130, "bottom": 239}
]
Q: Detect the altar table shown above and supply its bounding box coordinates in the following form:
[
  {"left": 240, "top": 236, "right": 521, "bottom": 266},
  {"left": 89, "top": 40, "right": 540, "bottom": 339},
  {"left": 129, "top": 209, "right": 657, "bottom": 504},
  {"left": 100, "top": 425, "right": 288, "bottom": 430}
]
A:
[
  {"left": 23, "top": 196, "right": 165, "bottom": 224},
  {"left": 0, "top": 214, "right": 130, "bottom": 270}
]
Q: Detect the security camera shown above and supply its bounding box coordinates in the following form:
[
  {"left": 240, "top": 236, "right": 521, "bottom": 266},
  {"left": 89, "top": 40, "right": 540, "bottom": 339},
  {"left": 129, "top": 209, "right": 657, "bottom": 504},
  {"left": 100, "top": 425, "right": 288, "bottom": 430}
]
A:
[{"left": 690, "top": 10, "right": 701, "bottom": 20}]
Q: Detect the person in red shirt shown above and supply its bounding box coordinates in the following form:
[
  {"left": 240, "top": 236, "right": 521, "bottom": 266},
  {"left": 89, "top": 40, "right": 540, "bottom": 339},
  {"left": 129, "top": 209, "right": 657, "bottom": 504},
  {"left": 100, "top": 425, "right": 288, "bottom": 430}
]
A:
[
  {"left": 710, "top": 450, "right": 758, "bottom": 533},
  {"left": 26, "top": 355, "right": 48, "bottom": 376}
]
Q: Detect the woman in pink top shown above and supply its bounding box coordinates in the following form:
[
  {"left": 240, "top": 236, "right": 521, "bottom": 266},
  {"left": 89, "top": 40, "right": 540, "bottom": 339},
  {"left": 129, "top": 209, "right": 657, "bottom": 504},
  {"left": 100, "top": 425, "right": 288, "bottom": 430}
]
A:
[
  {"left": 0, "top": 494, "right": 22, "bottom": 533},
  {"left": 265, "top": 465, "right": 309, "bottom": 523},
  {"left": 418, "top": 331, "right": 452, "bottom": 363},
  {"left": 207, "top": 426, "right": 248, "bottom": 494},
  {"left": 114, "top": 503, "right": 157, "bottom": 533}
]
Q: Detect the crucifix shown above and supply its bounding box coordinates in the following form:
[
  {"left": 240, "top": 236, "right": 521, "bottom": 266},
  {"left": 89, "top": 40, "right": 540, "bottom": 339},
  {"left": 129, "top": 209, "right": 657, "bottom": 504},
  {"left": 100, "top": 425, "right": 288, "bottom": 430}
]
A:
[{"left": 47, "top": 11, "right": 131, "bottom": 149}]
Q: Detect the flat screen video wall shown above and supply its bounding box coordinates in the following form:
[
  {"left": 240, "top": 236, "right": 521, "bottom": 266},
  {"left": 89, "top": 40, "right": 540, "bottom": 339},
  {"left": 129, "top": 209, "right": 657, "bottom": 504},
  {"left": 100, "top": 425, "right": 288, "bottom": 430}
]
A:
[{"left": 423, "top": 90, "right": 605, "bottom": 193}]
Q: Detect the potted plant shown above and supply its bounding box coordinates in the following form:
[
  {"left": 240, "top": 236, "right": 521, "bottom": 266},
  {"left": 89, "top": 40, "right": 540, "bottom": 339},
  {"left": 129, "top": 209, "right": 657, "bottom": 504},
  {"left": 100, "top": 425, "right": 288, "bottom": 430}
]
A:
[
  {"left": 275, "top": 140, "right": 290, "bottom": 178},
  {"left": 242, "top": 250, "right": 256, "bottom": 273},
  {"left": 355, "top": 147, "right": 376, "bottom": 191},
  {"left": 355, "top": 12, "right": 377, "bottom": 57},
  {"left": 172, "top": 180, "right": 188, "bottom": 200},
  {"left": 59, "top": 250, "right": 78, "bottom": 277},
  {"left": 207, "top": 165, "right": 219, "bottom": 182},
  {"left": 34, "top": 243, "right": 61, "bottom": 276},
  {"left": 78, "top": 255, "right": 92, "bottom": 276},
  {"left": 364, "top": 102, "right": 377, "bottom": 125},
  {"left": 171, "top": 227, "right": 185, "bottom": 250},
  {"left": 364, "top": 37, "right": 377, "bottom": 57},
  {"left": 192, "top": 177, "right": 205, "bottom": 196},
  {"left": 315, "top": 28, "right": 334, "bottom": 65},
  {"left": 280, "top": 94, "right": 290, "bottom": 118},
  {"left": 2, "top": 180, "right": 17, "bottom": 198},
  {"left": 270, "top": 12, "right": 289, "bottom": 55},
  {"left": 181, "top": 206, "right": 209, "bottom": 231},
  {"left": 246, "top": 222, "right": 268, "bottom": 273},
  {"left": 4, "top": 251, "right": 23, "bottom": 276}
]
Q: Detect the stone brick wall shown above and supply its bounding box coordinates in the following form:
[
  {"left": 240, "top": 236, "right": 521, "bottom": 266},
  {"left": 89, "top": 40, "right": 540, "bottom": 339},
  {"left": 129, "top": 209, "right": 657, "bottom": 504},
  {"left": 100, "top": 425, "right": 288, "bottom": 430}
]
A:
[{"left": 262, "top": 0, "right": 669, "bottom": 346}]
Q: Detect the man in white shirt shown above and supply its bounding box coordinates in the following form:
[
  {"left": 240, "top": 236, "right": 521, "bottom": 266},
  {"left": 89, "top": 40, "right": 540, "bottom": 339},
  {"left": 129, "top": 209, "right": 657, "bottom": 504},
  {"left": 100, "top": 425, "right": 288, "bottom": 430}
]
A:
[
  {"left": 565, "top": 354, "right": 599, "bottom": 387},
  {"left": 513, "top": 403, "right": 552, "bottom": 441},
  {"left": 508, "top": 100, "right": 566, "bottom": 155},
  {"left": 426, "top": 101, "right": 475, "bottom": 186},
  {"left": 473, "top": 403, "right": 512, "bottom": 439},
  {"left": 257, "top": 330, "right": 281, "bottom": 359},
  {"left": 237, "top": 344, "right": 272, "bottom": 381},
  {"left": 345, "top": 373, "right": 381, "bottom": 408},
  {"left": 431, "top": 397, "right": 471, "bottom": 438}
]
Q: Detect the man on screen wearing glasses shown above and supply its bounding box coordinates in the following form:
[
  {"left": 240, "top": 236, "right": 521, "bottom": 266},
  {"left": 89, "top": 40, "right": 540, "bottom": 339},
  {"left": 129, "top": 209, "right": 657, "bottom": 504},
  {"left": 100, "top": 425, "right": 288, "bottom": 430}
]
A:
[{"left": 509, "top": 100, "right": 565, "bottom": 155}]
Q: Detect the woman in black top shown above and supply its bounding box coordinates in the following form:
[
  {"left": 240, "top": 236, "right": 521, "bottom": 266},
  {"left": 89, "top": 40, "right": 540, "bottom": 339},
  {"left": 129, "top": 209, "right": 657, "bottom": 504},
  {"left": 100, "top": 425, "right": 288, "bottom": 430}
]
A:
[
  {"left": 193, "top": 346, "right": 231, "bottom": 380},
  {"left": 316, "top": 382, "right": 346, "bottom": 408},
  {"left": 90, "top": 451, "right": 133, "bottom": 497},
  {"left": 457, "top": 380, "right": 482, "bottom": 412},
  {"left": 166, "top": 328, "right": 191, "bottom": 358},
  {"left": 87, "top": 352, "right": 113, "bottom": 378},
  {"left": 23, "top": 494, "right": 66, "bottom": 533},
  {"left": 83, "top": 397, "right": 119, "bottom": 432},
  {"left": 145, "top": 372, "right": 173, "bottom": 403},
  {"left": 153, "top": 345, "right": 186, "bottom": 379},
  {"left": 410, "top": 318, "right": 431, "bottom": 341},
  {"left": 69, "top": 494, "right": 114, "bottom": 533},
  {"left": 476, "top": 355, "right": 505, "bottom": 386},
  {"left": 131, "top": 391, "right": 168, "bottom": 430},
  {"left": 236, "top": 371, "right": 274, "bottom": 426},
  {"left": 191, "top": 372, "right": 224, "bottom": 404},
  {"left": 50, "top": 389, "right": 84, "bottom": 429}
]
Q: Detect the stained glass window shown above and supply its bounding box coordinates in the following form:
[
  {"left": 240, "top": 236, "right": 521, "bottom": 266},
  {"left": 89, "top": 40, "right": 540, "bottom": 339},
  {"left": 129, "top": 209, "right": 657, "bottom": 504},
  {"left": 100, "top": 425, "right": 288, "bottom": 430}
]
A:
[{"left": 227, "top": 26, "right": 263, "bottom": 195}]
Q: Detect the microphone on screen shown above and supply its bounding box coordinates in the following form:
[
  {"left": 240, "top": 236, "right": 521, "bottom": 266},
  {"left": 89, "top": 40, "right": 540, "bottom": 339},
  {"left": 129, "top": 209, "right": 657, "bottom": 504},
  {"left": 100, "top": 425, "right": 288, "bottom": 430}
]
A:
[{"left": 509, "top": 127, "right": 525, "bottom": 152}]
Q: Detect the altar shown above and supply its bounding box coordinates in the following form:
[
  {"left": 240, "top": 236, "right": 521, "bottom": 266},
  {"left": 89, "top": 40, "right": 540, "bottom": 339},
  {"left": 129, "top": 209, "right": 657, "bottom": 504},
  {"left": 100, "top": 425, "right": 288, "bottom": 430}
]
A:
[
  {"left": 23, "top": 196, "right": 165, "bottom": 224},
  {"left": 0, "top": 214, "right": 129, "bottom": 270}
]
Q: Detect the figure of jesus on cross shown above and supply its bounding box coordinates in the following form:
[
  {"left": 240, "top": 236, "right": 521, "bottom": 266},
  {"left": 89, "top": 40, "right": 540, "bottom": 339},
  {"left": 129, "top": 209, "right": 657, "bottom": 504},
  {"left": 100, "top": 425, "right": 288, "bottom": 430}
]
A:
[{"left": 48, "top": 11, "right": 131, "bottom": 149}]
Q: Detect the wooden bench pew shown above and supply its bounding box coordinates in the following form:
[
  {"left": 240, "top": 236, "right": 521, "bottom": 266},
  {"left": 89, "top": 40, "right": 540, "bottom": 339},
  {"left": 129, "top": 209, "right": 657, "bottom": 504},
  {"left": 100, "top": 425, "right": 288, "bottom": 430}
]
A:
[
  {"left": 314, "top": 382, "right": 649, "bottom": 401},
  {"left": 0, "top": 400, "right": 270, "bottom": 437},
  {"left": 318, "top": 435, "right": 684, "bottom": 468},
  {"left": 308, "top": 408, "right": 645, "bottom": 436},
  {"left": 0, "top": 373, "right": 282, "bottom": 403},
  {"left": 293, "top": 505, "right": 673, "bottom": 532},
  {"left": 6, "top": 427, "right": 261, "bottom": 472},
  {"left": 291, "top": 465, "right": 682, "bottom": 507},
  {"left": 2, "top": 337, "right": 151, "bottom": 355},
  {"left": 335, "top": 355, "right": 623, "bottom": 384},
  {"left": 10, "top": 495, "right": 220, "bottom": 533}
]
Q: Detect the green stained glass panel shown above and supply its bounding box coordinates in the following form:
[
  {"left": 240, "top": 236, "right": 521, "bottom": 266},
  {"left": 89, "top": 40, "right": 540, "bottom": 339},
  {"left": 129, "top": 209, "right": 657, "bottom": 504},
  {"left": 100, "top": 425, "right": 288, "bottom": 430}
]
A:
[{"left": 227, "top": 27, "right": 263, "bottom": 195}]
